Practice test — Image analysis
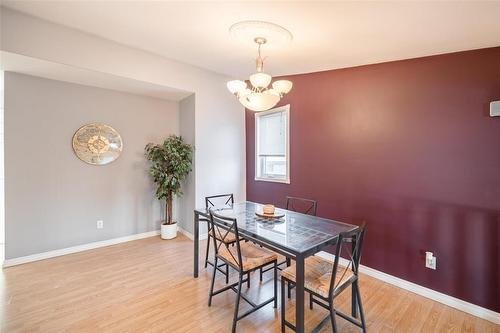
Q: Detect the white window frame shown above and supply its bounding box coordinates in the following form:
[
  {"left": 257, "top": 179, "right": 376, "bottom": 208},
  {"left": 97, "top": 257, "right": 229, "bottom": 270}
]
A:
[{"left": 255, "top": 104, "right": 290, "bottom": 184}]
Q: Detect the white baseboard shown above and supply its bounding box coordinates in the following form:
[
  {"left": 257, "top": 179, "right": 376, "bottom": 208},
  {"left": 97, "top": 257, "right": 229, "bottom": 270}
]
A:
[
  {"left": 177, "top": 227, "right": 194, "bottom": 240},
  {"left": 3, "top": 230, "right": 160, "bottom": 268},
  {"left": 315, "top": 251, "right": 500, "bottom": 325},
  {"left": 177, "top": 226, "right": 208, "bottom": 241}
]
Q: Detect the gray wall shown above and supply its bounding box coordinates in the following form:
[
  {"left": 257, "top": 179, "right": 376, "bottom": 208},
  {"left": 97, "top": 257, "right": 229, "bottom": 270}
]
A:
[{"left": 4, "top": 73, "right": 179, "bottom": 259}]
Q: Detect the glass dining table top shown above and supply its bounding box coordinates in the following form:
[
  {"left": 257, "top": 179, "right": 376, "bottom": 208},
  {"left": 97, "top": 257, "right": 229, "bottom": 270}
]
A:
[{"left": 196, "top": 201, "right": 358, "bottom": 255}]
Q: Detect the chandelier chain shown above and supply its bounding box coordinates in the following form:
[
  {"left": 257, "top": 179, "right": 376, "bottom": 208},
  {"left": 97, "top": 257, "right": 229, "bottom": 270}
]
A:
[{"left": 256, "top": 42, "right": 265, "bottom": 73}]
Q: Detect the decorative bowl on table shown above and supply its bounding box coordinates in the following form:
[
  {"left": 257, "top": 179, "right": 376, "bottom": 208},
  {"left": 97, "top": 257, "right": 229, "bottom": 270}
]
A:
[{"left": 255, "top": 204, "right": 285, "bottom": 219}]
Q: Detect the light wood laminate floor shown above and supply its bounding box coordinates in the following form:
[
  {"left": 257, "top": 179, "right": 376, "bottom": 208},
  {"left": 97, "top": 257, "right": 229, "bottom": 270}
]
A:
[{"left": 1, "top": 235, "right": 498, "bottom": 332}]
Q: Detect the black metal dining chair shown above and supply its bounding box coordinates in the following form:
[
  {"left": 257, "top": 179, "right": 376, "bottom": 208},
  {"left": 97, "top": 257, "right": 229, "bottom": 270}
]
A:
[
  {"left": 280, "top": 224, "right": 367, "bottom": 333},
  {"left": 260, "top": 196, "right": 318, "bottom": 283},
  {"left": 286, "top": 196, "right": 318, "bottom": 216},
  {"left": 208, "top": 210, "right": 279, "bottom": 333},
  {"left": 203, "top": 194, "right": 235, "bottom": 283}
]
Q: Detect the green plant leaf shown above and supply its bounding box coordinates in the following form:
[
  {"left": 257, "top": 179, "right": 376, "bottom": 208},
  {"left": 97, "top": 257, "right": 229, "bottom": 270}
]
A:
[{"left": 145, "top": 135, "right": 193, "bottom": 221}]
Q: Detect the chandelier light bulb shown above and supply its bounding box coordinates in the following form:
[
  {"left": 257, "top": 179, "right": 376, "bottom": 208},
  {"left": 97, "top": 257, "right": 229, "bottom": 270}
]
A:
[
  {"left": 272, "top": 80, "right": 293, "bottom": 95},
  {"left": 249, "top": 72, "right": 272, "bottom": 89},
  {"left": 267, "top": 88, "right": 280, "bottom": 96},
  {"left": 239, "top": 92, "right": 280, "bottom": 112},
  {"left": 227, "top": 80, "right": 247, "bottom": 94},
  {"left": 239, "top": 88, "right": 252, "bottom": 97}
]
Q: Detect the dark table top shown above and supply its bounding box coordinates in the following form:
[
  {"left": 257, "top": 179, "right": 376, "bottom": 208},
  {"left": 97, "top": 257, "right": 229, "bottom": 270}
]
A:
[{"left": 195, "top": 201, "right": 358, "bottom": 256}]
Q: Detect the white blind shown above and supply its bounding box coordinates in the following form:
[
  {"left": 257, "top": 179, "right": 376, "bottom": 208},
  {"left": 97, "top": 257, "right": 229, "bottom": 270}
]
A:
[{"left": 258, "top": 111, "right": 287, "bottom": 156}]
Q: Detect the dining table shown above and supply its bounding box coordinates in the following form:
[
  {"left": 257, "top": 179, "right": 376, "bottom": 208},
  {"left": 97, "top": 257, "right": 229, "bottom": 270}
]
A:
[{"left": 193, "top": 201, "right": 360, "bottom": 333}]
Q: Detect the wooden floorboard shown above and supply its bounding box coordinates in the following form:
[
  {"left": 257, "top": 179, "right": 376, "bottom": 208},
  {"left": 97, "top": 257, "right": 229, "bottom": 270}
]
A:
[{"left": 1, "top": 235, "right": 498, "bottom": 332}]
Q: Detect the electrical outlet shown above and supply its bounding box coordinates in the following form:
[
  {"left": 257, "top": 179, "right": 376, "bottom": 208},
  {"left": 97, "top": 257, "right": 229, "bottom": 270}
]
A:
[
  {"left": 96, "top": 220, "right": 104, "bottom": 229},
  {"left": 425, "top": 251, "right": 437, "bottom": 270}
]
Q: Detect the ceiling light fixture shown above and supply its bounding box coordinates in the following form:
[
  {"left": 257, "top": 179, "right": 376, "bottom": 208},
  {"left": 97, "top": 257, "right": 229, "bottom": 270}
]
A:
[{"left": 227, "top": 21, "right": 293, "bottom": 112}]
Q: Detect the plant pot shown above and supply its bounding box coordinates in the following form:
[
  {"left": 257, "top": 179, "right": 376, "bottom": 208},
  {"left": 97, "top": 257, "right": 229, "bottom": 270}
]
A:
[{"left": 161, "top": 222, "right": 177, "bottom": 240}]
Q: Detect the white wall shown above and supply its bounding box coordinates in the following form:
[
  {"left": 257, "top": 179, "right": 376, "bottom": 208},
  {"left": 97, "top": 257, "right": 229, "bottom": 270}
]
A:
[{"left": 0, "top": 8, "right": 245, "bottom": 251}]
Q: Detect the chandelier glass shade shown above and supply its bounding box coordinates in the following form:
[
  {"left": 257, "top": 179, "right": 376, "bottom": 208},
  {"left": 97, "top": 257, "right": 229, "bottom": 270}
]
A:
[{"left": 227, "top": 36, "right": 292, "bottom": 112}]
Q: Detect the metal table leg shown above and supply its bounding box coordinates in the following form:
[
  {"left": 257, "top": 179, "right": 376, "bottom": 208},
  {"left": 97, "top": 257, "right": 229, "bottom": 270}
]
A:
[
  {"left": 193, "top": 211, "right": 199, "bottom": 278},
  {"left": 351, "top": 235, "right": 358, "bottom": 317},
  {"left": 295, "top": 254, "right": 305, "bottom": 333}
]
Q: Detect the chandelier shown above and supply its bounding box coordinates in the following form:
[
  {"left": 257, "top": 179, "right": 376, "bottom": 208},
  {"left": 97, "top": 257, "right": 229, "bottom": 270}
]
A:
[{"left": 227, "top": 22, "right": 293, "bottom": 112}]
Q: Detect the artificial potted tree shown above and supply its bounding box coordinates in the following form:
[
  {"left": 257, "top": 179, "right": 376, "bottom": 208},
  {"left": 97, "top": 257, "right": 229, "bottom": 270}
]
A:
[{"left": 145, "top": 135, "right": 193, "bottom": 239}]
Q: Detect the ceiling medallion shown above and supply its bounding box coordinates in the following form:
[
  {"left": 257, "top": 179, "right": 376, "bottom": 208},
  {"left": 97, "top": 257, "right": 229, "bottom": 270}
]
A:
[{"left": 227, "top": 21, "right": 293, "bottom": 112}]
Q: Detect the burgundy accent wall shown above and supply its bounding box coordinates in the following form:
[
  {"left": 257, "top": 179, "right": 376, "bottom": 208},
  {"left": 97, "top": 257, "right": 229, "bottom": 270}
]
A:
[{"left": 246, "top": 47, "right": 500, "bottom": 312}]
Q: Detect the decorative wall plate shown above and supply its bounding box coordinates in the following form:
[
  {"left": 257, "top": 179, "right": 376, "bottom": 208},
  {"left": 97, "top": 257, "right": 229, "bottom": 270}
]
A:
[{"left": 72, "top": 123, "right": 123, "bottom": 165}]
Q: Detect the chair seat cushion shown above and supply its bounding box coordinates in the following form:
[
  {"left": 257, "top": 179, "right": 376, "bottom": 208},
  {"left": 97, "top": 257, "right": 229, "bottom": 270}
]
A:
[
  {"left": 217, "top": 243, "right": 277, "bottom": 272},
  {"left": 281, "top": 256, "right": 353, "bottom": 298},
  {"left": 211, "top": 229, "right": 237, "bottom": 244}
]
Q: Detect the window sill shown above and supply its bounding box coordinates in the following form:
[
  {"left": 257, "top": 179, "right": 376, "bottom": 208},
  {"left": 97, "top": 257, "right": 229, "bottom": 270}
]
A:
[{"left": 255, "top": 177, "right": 290, "bottom": 184}]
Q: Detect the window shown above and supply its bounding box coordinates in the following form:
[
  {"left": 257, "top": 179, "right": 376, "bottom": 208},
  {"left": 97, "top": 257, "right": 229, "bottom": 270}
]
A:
[{"left": 255, "top": 105, "right": 290, "bottom": 183}]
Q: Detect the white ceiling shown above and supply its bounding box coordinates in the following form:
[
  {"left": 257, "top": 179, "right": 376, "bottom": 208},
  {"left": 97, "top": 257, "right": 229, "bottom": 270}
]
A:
[
  {"left": 2, "top": 1, "right": 500, "bottom": 78},
  {"left": 1, "top": 52, "right": 192, "bottom": 101}
]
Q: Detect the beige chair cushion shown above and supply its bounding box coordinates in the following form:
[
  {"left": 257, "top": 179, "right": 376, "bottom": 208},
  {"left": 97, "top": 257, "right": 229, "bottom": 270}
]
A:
[
  {"left": 217, "top": 243, "right": 277, "bottom": 272},
  {"left": 211, "top": 229, "right": 237, "bottom": 244},
  {"left": 281, "top": 256, "right": 353, "bottom": 298}
]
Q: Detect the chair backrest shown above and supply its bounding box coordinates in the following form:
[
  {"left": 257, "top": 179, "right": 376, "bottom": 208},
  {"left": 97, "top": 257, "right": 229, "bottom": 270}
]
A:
[
  {"left": 205, "top": 194, "right": 234, "bottom": 209},
  {"left": 328, "top": 223, "right": 367, "bottom": 297},
  {"left": 208, "top": 210, "right": 243, "bottom": 271},
  {"left": 286, "top": 196, "right": 317, "bottom": 216}
]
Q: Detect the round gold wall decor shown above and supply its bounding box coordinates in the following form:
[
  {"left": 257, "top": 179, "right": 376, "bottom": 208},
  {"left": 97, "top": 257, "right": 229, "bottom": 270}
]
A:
[{"left": 72, "top": 123, "right": 123, "bottom": 165}]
